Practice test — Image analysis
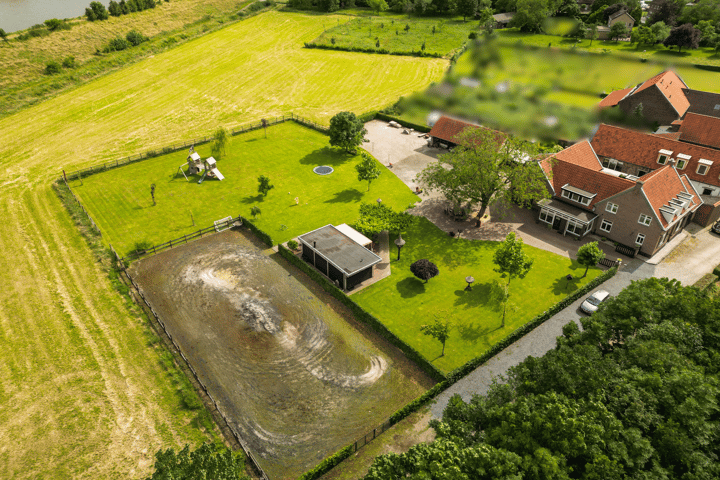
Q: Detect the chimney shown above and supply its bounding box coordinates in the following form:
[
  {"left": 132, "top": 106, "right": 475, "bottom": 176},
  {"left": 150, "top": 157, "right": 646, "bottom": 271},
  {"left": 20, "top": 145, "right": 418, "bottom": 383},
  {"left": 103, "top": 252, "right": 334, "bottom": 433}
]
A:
[{"left": 669, "top": 158, "right": 676, "bottom": 167}]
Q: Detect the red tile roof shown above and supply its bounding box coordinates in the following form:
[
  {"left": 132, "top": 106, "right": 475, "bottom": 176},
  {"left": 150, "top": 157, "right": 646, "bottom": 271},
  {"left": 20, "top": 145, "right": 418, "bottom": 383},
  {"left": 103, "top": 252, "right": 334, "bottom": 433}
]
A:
[
  {"left": 599, "top": 87, "right": 634, "bottom": 108},
  {"left": 428, "top": 116, "right": 505, "bottom": 146},
  {"left": 634, "top": 70, "right": 690, "bottom": 117},
  {"left": 683, "top": 89, "right": 720, "bottom": 118},
  {"left": 654, "top": 132, "right": 682, "bottom": 140},
  {"left": 591, "top": 124, "right": 720, "bottom": 187},
  {"left": 678, "top": 112, "right": 720, "bottom": 150},
  {"left": 540, "top": 141, "right": 635, "bottom": 208},
  {"left": 639, "top": 166, "right": 699, "bottom": 227}
]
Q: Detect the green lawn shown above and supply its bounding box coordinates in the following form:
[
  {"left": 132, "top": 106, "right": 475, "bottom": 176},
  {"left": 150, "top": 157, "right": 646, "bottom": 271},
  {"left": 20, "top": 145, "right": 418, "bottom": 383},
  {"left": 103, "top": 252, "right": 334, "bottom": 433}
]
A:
[
  {"left": 353, "top": 218, "right": 603, "bottom": 373},
  {"left": 309, "top": 15, "right": 478, "bottom": 57},
  {"left": 496, "top": 28, "right": 720, "bottom": 66},
  {"left": 71, "top": 121, "right": 419, "bottom": 255}
]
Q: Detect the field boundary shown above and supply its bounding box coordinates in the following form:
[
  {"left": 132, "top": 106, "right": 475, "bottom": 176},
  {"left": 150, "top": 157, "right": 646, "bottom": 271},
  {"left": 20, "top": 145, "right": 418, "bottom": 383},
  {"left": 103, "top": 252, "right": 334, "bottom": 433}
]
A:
[
  {"left": 113, "top": 246, "right": 270, "bottom": 480},
  {"left": 62, "top": 113, "right": 328, "bottom": 181}
]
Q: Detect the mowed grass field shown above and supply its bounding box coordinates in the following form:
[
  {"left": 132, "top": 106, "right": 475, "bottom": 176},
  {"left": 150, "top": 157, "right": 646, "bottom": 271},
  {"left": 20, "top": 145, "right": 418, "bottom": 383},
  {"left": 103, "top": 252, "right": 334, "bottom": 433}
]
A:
[
  {"left": 353, "top": 218, "right": 603, "bottom": 373},
  {"left": 310, "top": 15, "right": 477, "bottom": 57},
  {"left": 72, "top": 122, "right": 419, "bottom": 255},
  {"left": 0, "top": 10, "right": 446, "bottom": 480}
]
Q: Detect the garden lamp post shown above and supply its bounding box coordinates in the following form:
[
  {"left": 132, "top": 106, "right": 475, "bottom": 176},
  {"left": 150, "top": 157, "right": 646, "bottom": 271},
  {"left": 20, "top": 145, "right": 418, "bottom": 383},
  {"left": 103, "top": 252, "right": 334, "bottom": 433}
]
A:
[
  {"left": 465, "top": 276, "right": 475, "bottom": 291},
  {"left": 394, "top": 234, "right": 406, "bottom": 261}
]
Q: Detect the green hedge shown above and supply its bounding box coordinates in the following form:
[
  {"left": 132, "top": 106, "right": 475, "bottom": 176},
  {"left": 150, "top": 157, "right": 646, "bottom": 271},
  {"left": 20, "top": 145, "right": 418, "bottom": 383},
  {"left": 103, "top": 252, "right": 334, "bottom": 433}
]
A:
[
  {"left": 297, "top": 445, "right": 354, "bottom": 480},
  {"left": 277, "top": 243, "right": 445, "bottom": 382},
  {"left": 241, "top": 217, "right": 273, "bottom": 247},
  {"left": 375, "top": 113, "right": 431, "bottom": 133},
  {"left": 694, "top": 64, "right": 720, "bottom": 73},
  {"left": 357, "top": 110, "right": 379, "bottom": 124},
  {"left": 446, "top": 266, "right": 618, "bottom": 383},
  {"left": 303, "top": 42, "right": 444, "bottom": 59}
]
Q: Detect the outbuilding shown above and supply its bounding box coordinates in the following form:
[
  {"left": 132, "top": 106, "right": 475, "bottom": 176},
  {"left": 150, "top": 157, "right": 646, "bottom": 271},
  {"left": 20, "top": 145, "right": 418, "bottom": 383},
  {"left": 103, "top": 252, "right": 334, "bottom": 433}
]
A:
[{"left": 298, "top": 225, "right": 381, "bottom": 291}]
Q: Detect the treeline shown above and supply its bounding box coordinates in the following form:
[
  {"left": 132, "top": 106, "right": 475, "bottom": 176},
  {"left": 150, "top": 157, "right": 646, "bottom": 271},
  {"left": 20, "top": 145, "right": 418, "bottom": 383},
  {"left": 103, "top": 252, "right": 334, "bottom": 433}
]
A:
[
  {"left": 289, "top": 0, "right": 493, "bottom": 18},
  {"left": 364, "top": 278, "right": 720, "bottom": 479},
  {"left": 85, "top": 0, "right": 167, "bottom": 21}
]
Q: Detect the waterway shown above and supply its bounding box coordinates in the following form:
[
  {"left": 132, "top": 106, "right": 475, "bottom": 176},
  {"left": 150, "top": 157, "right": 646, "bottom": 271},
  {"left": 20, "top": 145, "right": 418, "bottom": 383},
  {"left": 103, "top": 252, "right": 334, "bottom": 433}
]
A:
[{"left": 0, "top": 0, "right": 108, "bottom": 32}]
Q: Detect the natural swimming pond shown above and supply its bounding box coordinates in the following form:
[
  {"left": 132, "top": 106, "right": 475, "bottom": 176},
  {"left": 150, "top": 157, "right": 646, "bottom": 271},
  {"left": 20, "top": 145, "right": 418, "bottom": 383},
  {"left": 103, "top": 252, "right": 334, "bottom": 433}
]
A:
[{"left": 129, "top": 228, "right": 433, "bottom": 479}]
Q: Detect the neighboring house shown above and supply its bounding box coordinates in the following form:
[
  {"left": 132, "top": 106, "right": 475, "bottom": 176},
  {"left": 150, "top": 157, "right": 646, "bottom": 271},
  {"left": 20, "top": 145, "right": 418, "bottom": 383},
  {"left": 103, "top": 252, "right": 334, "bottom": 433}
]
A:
[
  {"left": 682, "top": 89, "right": 720, "bottom": 119},
  {"left": 677, "top": 113, "right": 720, "bottom": 150},
  {"left": 607, "top": 10, "right": 635, "bottom": 30},
  {"left": 598, "top": 70, "right": 690, "bottom": 126},
  {"left": 491, "top": 12, "right": 515, "bottom": 29},
  {"left": 578, "top": 0, "right": 595, "bottom": 13},
  {"left": 427, "top": 115, "right": 504, "bottom": 149},
  {"left": 538, "top": 140, "right": 701, "bottom": 256}
]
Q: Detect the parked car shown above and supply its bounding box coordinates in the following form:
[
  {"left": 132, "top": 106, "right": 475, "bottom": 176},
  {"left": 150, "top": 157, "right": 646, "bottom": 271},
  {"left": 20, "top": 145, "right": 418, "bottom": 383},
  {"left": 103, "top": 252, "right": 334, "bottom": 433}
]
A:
[
  {"left": 580, "top": 290, "right": 611, "bottom": 314},
  {"left": 712, "top": 220, "right": 720, "bottom": 235}
]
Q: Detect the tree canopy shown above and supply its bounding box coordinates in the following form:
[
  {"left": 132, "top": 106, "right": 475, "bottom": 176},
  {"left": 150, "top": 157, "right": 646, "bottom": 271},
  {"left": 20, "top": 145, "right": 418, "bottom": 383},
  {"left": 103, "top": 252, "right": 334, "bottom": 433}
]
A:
[
  {"left": 355, "top": 152, "right": 382, "bottom": 191},
  {"left": 493, "top": 232, "right": 533, "bottom": 326},
  {"left": 352, "top": 202, "right": 413, "bottom": 237},
  {"left": 410, "top": 259, "right": 439, "bottom": 283},
  {"left": 415, "top": 126, "right": 549, "bottom": 219},
  {"left": 511, "top": 0, "right": 550, "bottom": 32},
  {"left": 257, "top": 175, "right": 274, "bottom": 197},
  {"left": 576, "top": 241, "right": 605, "bottom": 277},
  {"left": 364, "top": 278, "right": 720, "bottom": 479},
  {"left": 663, "top": 22, "right": 701, "bottom": 51},
  {"left": 145, "top": 443, "right": 247, "bottom": 480},
  {"left": 329, "top": 111, "right": 367, "bottom": 154},
  {"left": 456, "top": 0, "right": 479, "bottom": 20},
  {"left": 211, "top": 127, "right": 230, "bottom": 161},
  {"left": 420, "top": 316, "right": 451, "bottom": 356},
  {"left": 609, "top": 21, "right": 629, "bottom": 41}
]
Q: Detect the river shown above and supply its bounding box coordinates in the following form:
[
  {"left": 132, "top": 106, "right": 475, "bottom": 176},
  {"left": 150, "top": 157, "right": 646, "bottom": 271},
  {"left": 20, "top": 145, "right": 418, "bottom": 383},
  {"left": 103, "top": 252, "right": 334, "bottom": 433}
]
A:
[{"left": 0, "top": 0, "right": 108, "bottom": 33}]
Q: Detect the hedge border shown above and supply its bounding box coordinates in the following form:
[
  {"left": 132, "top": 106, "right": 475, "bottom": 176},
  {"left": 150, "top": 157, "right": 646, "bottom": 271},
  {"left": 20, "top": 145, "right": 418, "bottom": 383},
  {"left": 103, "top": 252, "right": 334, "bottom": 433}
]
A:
[
  {"left": 241, "top": 217, "right": 273, "bottom": 247},
  {"left": 303, "top": 42, "right": 445, "bottom": 59},
  {"left": 375, "top": 112, "right": 431, "bottom": 133}
]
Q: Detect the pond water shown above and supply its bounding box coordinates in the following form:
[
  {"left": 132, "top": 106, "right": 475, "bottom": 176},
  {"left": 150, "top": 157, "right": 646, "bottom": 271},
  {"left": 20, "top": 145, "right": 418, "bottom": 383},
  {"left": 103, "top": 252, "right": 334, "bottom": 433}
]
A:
[
  {"left": 129, "top": 229, "right": 432, "bottom": 480},
  {"left": 0, "top": 0, "right": 108, "bottom": 32}
]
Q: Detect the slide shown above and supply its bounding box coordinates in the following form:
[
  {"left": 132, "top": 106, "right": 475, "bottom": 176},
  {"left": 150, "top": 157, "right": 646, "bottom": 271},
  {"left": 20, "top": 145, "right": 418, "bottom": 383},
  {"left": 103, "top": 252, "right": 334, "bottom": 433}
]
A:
[
  {"left": 197, "top": 170, "right": 208, "bottom": 184},
  {"left": 211, "top": 168, "right": 224, "bottom": 181}
]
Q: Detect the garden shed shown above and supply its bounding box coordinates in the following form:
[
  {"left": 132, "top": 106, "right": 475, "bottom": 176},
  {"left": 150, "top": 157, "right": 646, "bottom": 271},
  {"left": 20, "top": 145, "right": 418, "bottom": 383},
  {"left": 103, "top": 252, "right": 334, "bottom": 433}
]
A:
[{"left": 299, "top": 225, "right": 381, "bottom": 291}]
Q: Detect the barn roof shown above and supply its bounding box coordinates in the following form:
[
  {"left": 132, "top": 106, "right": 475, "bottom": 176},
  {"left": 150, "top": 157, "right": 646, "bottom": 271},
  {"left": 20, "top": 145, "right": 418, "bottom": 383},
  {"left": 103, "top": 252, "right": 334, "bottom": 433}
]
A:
[{"left": 299, "top": 225, "right": 381, "bottom": 276}]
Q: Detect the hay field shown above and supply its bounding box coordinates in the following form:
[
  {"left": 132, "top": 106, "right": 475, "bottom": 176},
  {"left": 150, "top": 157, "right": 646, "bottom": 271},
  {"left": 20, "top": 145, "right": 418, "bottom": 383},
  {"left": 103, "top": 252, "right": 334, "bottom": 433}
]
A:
[{"left": 0, "top": 10, "right": 446, "bottom": 480}]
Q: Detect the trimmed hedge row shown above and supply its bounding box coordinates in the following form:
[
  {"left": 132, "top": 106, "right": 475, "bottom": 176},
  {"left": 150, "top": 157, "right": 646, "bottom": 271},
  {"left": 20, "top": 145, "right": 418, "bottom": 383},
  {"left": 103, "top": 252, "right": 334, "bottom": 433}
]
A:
[
  {"left": 694, "top": 64, "right": 720, "bottom": 73},
  {"left": 357, "top": 110, "right": 379, "bottom": 124},
  {"left": 694, "top": 272, "right": 719, "bottom": 290},
  {"left": 297, "top": 445, "right": 354, "bottom": 480},
  {"left": 241, "top": 217, "right": 273, "bottom": 247},
  {"left": 446, "top": 266, "right": 618, "bottom": 383},
  {"left": 303, "top": 42, "right": 444, "bottom": 59},
  {"left": 375, "top": 113, "right": 431, "bottom": 133},
  {"left": 277, "top": 243, "right": 445, "bottom": 382}
]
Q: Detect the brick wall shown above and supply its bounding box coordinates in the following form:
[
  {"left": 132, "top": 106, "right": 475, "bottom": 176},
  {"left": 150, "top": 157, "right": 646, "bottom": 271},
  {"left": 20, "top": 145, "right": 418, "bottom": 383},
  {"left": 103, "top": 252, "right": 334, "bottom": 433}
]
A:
[{"left": 619, "top": 87, "right": 679, "bottom": 127}]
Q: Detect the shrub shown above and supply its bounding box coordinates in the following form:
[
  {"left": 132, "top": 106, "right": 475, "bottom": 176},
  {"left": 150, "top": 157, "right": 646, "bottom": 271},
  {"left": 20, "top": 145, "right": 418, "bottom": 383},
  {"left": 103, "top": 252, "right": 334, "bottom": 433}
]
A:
[
  {"left": 105, "top": 37, "right": 131, "bottom": 52},
  {"left": 44, "top": 61, "right": 62, "bottom": 75},
  {"left": 85, "top": 1, "right": 109, "bottom": 21},
  {"left": 468, "top": 31, "right": 477, "bottom": 39},
  {"left": 62, "top": 56, "right": 75, "bottom": 68},
  {"left": 410, "top": 259, "right": 439, "bottom": 283},
  {"left": 287, "top": 239, "right": 299, "bottom": 250},
  {"left": 126, "top": 29, "right": 148, "bottom": 46},
  {"left": 109, "top": 0, "right": 122, "bottom": 16},
  {"left": 132, "top": 240, "right": 153, "bottom": 254},
  {"left": 44, "top": 19, "right": 62, "bottom": 31}
]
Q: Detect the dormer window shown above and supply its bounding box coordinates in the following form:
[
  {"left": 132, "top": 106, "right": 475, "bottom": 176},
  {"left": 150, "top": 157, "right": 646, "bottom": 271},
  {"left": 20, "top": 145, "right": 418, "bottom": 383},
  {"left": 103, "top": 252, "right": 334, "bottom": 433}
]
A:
[
  {"left": 602, "top": 158, "right": 623, "bottom": 172},
  {"left": 561, "top": 186, "right": 594, "bottom": 206},
  {"left": 697, "top": 159, "right": 713, "bottom": 175},
  {"left": 676, "top": 153, "right": 691, "bottom": 170},
  {"left": 658, "top": 149, "right": 673, "bottom": 165}
]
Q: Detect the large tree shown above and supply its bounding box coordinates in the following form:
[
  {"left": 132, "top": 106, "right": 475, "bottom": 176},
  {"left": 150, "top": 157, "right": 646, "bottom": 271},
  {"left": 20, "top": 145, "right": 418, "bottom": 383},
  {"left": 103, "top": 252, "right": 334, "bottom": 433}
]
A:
[
  {"left": 651, "top": 20, "right": 672, "bottom": 42},
  {"left": 416, "top": 126, "right": 549, "bottom": 219},
  {"left": 609, "top": 21, "right": 630, "bottom": 41},
  {"left": 355, "top": 152, "right": 382, "bottom": 191},
  {"left": 352, "top": 202, "right": 413, "bottom": 237},
  {"left": 363, "top": 278, "right": 720, "bottom": 479},
  {"left": 648, "top": 0, "right": 680, "bottom": 26},
  {"left": 145, "top": 443, "right": 247, "bottom": 480},
  {"left": 576, "top": 241, "right": 605, "bottom": 277},
  {"left": 678, "top": 0, "right": 720, "bottom": 26},
  {"left": 456, "top": 0, "right": 479, "bottom": 21},
  {"left": 368, "top": 0, "right": 390, "bottom": 13},
  {"left": 510, "top": 0, "right": 550, "bottom": 32},
  {"left": 493, "top": 232, "right": 533, "bottom": 327},
  {"left": 633, "top": 25, "right": 657, "bottom": 46},
  {"left": 663, "top": 22, "right": 701, "bottom": 51},
  {"left": 329, "top": 111, "right": 367, "bottom": 154}
]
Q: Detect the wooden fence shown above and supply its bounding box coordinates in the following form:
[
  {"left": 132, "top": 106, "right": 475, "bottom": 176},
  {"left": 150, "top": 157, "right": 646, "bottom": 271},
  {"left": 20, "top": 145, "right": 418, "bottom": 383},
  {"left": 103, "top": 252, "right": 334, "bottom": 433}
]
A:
[
  {"left": 63, "top": 113, "right": 328, "bottom": 181},
  {"left": 598, "top": 257, "right": 620, "bottom": 268},
  {"left": 61, "top": 176, "right": 102, "bottom": 235},
  {"left": 119, "top": 216, "right": 243, "bottom": 263},
  {"left": 114, "top": 250, "right": 270, "bottom": 480}
]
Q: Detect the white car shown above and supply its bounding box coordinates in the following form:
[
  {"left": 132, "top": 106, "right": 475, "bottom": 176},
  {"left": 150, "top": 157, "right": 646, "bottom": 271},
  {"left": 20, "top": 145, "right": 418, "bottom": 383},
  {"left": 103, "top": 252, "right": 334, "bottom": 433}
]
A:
[{"left": 580, "top": 290, "right": 610, "bottom": 315}]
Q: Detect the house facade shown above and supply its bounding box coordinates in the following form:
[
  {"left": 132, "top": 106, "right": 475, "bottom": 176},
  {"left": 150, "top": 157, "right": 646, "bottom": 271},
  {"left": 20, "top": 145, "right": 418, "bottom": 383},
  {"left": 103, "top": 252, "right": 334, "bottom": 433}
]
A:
[
  {"left": 598, "top": 70, "right": 690, "bottom": 126},
  {"left": 608, "top": 10, "right": 635, "bottom": 30},
  {"left": 538, "top": 140, "right": 701, "bottom": 256}
]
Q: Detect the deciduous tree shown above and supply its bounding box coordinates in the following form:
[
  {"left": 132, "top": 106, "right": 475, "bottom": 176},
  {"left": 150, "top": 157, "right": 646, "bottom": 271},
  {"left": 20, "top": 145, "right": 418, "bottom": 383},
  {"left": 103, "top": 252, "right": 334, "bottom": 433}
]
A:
[
  {"left": 576, "top": 241, "right": 605, "bottom": 277},
  {"left": 352, "top": 202, "right": 413, "bottom": 236},
  {"left": 368, "top": 0, "right": 390, "bottom": 12},
  {"left": 410, "top": 259, "right": 439, "bottom": 283},
  {"left": 0, "top": 28, "right": 8, "bottom": 43},
  {"left": 415, "top": 126, "right": 549, "bottom": 219},
  {"left": 648, "top": 0, "right": 680, "bottom": 26},
  {"left": 511, "top": 0, "right": 550, "bottom": 32},
  {"left": 355, "top": 152, "right": 382, "bottom": 191},
  {"left": 493, "top": 232, "right": 533, "bottom": 327},
  {"left": 651, "top": 20, "right": 671, "bottom": 42},
  {"left": 456, "top": 0, "right": 479, "bottom": 21},
  {"left": 663, "top": 22, "right": 700, "bottom": 51},
  {"left": 420, "top": 315, "right": 451, "bottom": 356},
  {"left": 211, "top": 127, "right": 230, "bottom": 161},
  {"left": 329, "top": 111, "right": 367, "bottom": 154},
  {"left": 257, "top": 175, "right": 274, "bottom": 197},
  {"left": 609, "top": 21, "right": 629, "bottom": 41}
]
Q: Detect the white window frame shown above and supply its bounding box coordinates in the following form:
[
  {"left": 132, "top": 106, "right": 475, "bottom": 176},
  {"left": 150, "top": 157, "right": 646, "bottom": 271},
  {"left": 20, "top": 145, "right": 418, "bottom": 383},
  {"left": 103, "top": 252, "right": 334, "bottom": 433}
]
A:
[
  {"left": 605, "top": 202, "right": 618, "bottom": 214},
  {"left": 566, "top": 221, "right": 584, "bottom": 236},
  {"left": 657, "top": 154, "right": 668, "bottom": 165},
  {"left": 600, "top": 219, "right": 613, "bottom": 233},
  {"left": 539, "top": 210, "right": 554, "bottom": 224},
  {"left": 638, "top": 214, "right": 652, "bottom": 226},
  {"left": 562, "top": 189, "right": 591, "bottom": 206},
  {"left": 604, "top": 158, "right": 623, "bottom": 172},
  {"left": 636, "top": 233, "right": 645, "bottom": 246},
  {"left": 676, "top": 159, "right": 687, "bottom": 170},
  {"left": 697, "top": 164, "right": 709, "bottom": 175}
]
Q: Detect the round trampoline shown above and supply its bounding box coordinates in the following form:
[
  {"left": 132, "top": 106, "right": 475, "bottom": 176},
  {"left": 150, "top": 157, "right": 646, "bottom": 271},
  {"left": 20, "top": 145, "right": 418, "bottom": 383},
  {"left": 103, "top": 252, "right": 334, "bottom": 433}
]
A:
[{"left": 313, "top": 166, "right": 334, "bottom": 175}]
